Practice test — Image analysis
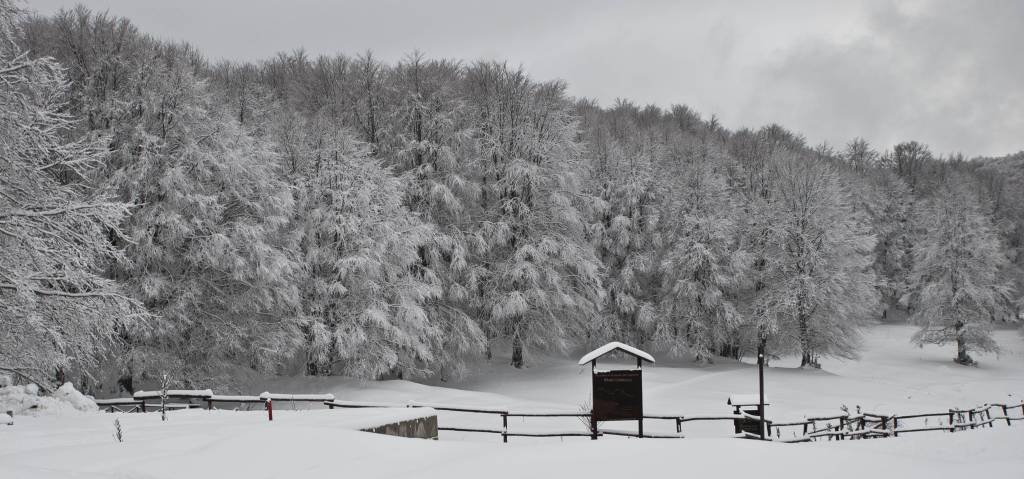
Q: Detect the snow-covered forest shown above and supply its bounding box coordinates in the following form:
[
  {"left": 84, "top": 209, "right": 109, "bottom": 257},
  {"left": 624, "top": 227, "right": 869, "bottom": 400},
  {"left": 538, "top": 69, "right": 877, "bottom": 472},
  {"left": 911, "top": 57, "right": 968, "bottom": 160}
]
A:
[{"left": 2, "top": 2, "right": 1022, "bottom": 394}]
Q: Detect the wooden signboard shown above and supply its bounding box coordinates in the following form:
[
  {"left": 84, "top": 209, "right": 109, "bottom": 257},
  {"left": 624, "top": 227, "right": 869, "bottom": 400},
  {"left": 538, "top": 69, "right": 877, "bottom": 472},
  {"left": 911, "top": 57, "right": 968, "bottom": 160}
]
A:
[{"left": 592, "top": 369, "right": 643, "bottom": 421}]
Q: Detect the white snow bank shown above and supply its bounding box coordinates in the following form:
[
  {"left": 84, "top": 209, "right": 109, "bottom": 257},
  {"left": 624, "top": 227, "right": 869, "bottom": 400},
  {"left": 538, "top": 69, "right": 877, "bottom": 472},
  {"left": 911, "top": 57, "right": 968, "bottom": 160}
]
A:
[
  {"left": 133, "top": 389, "right": 213, "bottom": 399},
  {"left": 52, "top": 382, "right": 99, "bottom": 411},
  {"left": 578, "top": 341, "right": 655, "bottom": 365},
  {"left": 326, "top": 399, "right": 406, "bottom": 408},
  {"left": 407, "top": 400, "right": 508, "bottom": 413},
  {"left": 209, "top": 395, "right": 263, "bottom": 402},
  {"left": 259, "top": 392, "right": 334, "bottom": 401},
  {"left": 0, "top": 382, "right": 97, "bottom": 415},
  {"left": 345, "top": 407, "right": 437, "bottom": 430}
]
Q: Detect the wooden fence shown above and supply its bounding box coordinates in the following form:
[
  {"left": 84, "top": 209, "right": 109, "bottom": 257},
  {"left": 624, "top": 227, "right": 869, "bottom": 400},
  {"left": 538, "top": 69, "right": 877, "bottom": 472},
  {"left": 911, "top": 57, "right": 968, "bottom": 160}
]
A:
[
  {"left": 324, "top": 399, "right": 1024, "bottom": 443},
  {"left": 765, "top": 402, "right": 1024, "bottom": 442},
  {"left": 97, "top": 391, "right": 1024, "bottom": 444}
]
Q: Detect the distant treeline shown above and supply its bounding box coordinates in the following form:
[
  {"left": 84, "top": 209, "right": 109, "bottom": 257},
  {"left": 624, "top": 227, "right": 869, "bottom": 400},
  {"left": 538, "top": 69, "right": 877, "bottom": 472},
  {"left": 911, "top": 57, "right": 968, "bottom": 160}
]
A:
[{"left": 2, "top": 3, "right": 1020, "bottom": 391}]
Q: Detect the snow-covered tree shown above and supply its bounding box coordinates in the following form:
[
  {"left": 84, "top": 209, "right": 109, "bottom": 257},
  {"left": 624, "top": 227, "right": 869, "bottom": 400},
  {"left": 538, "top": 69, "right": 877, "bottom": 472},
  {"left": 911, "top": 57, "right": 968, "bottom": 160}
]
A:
[
  {"left": 464, "top": 64, "right": 603, "bottom": 368},
  {"left": 580, "top": 100, "right": 661, "bottom": 345},
  {"left": 909, "top": 180, "right": 1013, "bottom": 365},
  {"left": 842, "top": 137, "right": 879, "bottom": 173},
  {"left": 297, "top": 124, "right": 481, "bottom": 378},
  {"left": 106, "top": 54, "right": 303, "bottom": 380},
  {"left": 859, "top": 167, "right": 916, "bottom": 318},
  {"left": 755, "top": 152, "right": 879, "bottom": 367},
  {"left": 0, "top": 1, "right": 146, "bottom": 387},
  {"left": 658, "top": 145, "right": 750, "bottom": 362},
  {"left": 382, "top": 54, "right": 486, "bottom": 376}
]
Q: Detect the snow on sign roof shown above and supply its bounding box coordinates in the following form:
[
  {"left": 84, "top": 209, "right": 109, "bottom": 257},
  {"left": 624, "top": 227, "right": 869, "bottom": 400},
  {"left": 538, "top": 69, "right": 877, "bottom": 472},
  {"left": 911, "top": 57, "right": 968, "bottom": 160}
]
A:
[
  {"left": 727, "top": 394, "right": 769, "bottom": 406},
  {"left": 578, "top": 342, "right": 655, "bottom": 365}
]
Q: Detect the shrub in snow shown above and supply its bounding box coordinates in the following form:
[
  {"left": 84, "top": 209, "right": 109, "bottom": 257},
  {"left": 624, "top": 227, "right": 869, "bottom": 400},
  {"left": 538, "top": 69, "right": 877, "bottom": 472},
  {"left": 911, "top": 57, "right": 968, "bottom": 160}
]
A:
[
  {"left": 0, "top": 382, "right": 97, "bottom": 415},
  {"left": 113, "top": 418, "right": 124, "bottom": 442}
]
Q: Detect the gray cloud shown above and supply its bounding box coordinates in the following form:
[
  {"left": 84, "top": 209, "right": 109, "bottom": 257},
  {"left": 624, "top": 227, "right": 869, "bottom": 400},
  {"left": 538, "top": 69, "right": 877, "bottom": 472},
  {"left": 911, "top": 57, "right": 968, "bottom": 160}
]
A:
[
  {"left": 28, "top": 0, "right": 1023, "bottom": 156},
  {"left": 746, "top": 0, "right": 1024, "bottom": 156}
]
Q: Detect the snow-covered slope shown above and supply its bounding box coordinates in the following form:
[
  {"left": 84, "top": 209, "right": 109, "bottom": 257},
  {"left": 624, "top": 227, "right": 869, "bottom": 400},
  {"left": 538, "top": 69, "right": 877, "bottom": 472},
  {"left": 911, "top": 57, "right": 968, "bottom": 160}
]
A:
[{"left": 242, "top": 325, "right": 1024, "bottom": 436}]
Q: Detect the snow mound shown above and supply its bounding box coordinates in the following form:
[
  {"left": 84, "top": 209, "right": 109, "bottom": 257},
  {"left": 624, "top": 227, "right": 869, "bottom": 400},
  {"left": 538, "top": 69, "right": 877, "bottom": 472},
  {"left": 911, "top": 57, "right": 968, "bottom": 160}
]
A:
[
  {"left": 0, "top": 382, "right": 98, "bottom": 415},
  {"left": 134, "top": 389, "right": 213, "bottom": 399}
]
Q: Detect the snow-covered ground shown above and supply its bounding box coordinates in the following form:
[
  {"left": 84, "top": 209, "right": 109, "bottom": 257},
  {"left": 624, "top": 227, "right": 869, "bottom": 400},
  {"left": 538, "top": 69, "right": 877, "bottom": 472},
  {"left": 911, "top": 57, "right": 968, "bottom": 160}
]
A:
[{"left": 2, "top": 324, "right": 1022, "bottom": 478}]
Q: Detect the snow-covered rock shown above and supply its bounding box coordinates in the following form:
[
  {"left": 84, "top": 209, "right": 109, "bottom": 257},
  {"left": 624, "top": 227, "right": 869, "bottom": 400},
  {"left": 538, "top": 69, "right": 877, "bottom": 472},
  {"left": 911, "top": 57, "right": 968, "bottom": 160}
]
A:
[
  {"left": 0, "top": 382, "right": 97, "bottom": 415},
  {"left": 51, "top": 382, "right": 99, "bottom": 412}
]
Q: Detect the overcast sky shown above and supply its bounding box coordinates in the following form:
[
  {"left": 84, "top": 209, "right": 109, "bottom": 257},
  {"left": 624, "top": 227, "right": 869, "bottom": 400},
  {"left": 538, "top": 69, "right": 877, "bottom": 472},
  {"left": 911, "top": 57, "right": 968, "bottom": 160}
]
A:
[{"left": 29, "top": 0, "right": 1024, "bottom": 157}]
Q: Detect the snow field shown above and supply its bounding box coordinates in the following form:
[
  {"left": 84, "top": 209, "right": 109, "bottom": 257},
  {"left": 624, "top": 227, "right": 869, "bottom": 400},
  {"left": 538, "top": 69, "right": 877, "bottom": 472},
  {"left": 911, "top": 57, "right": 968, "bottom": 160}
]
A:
[{"left": 2, "top": 324, "right": 1023, "bottom": 478}]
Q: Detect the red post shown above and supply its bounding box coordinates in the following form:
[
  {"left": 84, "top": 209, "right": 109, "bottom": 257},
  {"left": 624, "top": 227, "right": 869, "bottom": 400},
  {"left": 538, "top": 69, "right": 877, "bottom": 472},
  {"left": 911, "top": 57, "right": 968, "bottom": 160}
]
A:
[{"left": 266, "top": 398, "right": 273, "bottom": 421}]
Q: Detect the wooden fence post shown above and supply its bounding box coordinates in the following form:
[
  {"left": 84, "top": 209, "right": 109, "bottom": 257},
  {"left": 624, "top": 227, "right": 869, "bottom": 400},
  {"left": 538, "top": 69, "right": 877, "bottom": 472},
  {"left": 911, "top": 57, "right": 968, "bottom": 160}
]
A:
[
  {"left": 1003, "top": 405, "right": 1011, "bottom": 426},
  {"left": 948, "top": 412, "right": 955, "bottom": 432},
  {"left": 502, "top": 413, "right": 508, "bottom": 443},
  {"left": 892, "top": 416, "right": 898, "bottom": 437}
]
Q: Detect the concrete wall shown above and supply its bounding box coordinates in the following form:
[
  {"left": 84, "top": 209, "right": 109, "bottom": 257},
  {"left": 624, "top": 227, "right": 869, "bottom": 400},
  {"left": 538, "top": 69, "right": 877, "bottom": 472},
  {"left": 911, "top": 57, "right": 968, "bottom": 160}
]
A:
[{"left": 361, "top": 415, "right": 438, "bottom": 440}]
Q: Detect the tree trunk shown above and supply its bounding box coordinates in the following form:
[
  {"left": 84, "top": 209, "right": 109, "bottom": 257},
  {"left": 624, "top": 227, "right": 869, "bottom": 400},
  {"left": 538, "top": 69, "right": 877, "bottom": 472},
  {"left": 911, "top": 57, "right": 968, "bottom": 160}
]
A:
[
  {"left": 798, "top": 313, "right": 819, "bottom": 368},
  {"left": 511, "top": 335, "right": 524, "bottom": 369},
  {"left": 117, "top": 374, "right": 134, "bottom": 395},
  {"left": 954, "top": 322, "right": 974, "bottom": 365},
  {"left": 718, "top": 340, "right": 740, "bottom": 359}
]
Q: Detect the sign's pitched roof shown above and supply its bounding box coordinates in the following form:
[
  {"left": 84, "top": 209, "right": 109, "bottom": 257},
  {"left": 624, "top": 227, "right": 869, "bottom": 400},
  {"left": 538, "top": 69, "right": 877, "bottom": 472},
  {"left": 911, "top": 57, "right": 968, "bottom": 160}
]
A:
[{"left": 578, "top": 342, "right": 655, "bottom": 365}]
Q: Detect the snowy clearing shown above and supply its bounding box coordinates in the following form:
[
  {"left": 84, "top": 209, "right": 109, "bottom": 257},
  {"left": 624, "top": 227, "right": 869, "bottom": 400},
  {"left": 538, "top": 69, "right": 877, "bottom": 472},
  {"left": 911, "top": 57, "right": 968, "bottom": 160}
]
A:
[{"left": 2, "top": 324, "right": 1023, "bottom": 479}]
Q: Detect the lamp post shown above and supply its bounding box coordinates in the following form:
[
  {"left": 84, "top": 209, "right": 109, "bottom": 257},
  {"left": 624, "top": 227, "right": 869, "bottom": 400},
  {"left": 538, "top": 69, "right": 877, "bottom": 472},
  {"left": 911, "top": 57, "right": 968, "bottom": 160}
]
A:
[{"left": 757, "top": 330, "right": 766, "bottom": 440}]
